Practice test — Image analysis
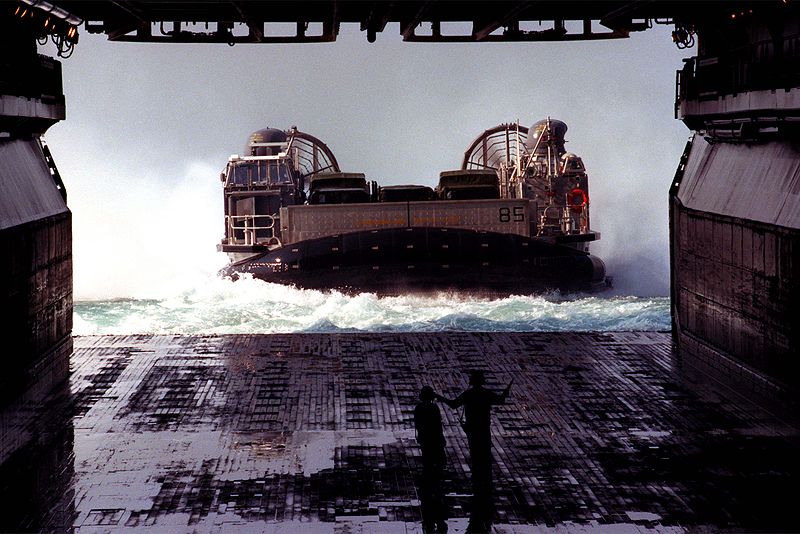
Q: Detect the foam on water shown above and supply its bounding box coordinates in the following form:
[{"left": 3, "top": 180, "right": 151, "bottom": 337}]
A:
[{"left": 73, "top": 274, "right": 670, "bottom": 335}]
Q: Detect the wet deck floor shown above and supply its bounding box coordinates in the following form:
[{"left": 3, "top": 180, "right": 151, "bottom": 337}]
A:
[{"left": 1, "top": 332, "right": 798, "bottom": 533}]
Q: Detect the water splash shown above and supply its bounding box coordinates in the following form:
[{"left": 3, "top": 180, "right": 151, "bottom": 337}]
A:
[{"left": 73, "top": 274, "right": 670, "bottom": 335}]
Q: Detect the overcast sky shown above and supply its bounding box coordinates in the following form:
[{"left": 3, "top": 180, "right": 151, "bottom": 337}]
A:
[{"left": 42, "top": 23, "right": 692, "bottom": 299}]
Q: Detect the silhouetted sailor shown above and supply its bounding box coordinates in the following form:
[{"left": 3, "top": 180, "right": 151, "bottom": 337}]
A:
[
  {"left": 414, "top": 385, "right": 448, "bottom": 533},
  {"left": 437, "top": 370, "right": 511, "bottom": 533}
]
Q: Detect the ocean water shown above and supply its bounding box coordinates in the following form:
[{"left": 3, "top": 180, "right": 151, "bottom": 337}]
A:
[{"left": 73, "top": 274, "right": 670, "bottom": 335}]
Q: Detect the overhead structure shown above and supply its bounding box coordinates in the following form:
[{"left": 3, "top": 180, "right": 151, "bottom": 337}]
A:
[{"left": 32, "top": 1, "right": 751, "bottom": 45}]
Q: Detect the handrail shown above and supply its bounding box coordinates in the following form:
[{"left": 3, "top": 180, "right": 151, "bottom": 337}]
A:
[
  {"left": 227, "top": 214, "right": 275, "bottom": 228},
  {"left": 536, "top": 203, "right": 589, "bottom": 236},
  {"left": 225, "top": 214, "right": 277, "bottom": 246}
]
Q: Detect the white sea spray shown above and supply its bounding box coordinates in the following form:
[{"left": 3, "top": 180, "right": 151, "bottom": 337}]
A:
[{"left": 73, "top": 274, "right": 670, "bottom": 335}]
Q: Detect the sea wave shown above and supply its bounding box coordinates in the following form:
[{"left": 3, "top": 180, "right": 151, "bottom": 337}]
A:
[{"left": 73, "top": 274, "right": 670, "bottom": 335}]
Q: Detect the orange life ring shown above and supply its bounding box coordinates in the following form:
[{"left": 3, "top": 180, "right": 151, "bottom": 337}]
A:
[{"left": 568, "top": 188, "right": 588, "bottom": 212}]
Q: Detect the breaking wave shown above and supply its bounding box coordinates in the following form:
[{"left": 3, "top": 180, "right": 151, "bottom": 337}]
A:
[{"left": 73, "top": 274, "right": 670, "bottom": 335}]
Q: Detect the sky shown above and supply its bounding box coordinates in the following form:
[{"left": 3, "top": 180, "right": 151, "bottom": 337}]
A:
[{"left": 41, "top": 22, "right": 693, "bottom": 299}]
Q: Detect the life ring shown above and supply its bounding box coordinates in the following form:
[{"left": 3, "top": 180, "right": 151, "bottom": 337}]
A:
[
  {"left": 568, "top": 188, "right": 588, "bottom": 212},
  {"left": 267, "top": 236, "right": 282, "bottom": 248}
]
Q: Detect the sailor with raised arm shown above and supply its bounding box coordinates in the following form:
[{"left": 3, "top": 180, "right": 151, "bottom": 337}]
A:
[{"left": 436, "top": 370, "right": 512, "bottom": 533}]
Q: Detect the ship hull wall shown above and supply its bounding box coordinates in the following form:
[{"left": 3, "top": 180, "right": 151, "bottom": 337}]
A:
[
  {"left": 670, "top": 139, "right": 799, "bottom": 412},
  {"left": 0, "top": 139, "right": 72, "bottom": 464}
]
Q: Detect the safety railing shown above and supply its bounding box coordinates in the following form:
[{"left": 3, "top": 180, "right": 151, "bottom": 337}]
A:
[
  {"left": 536, "top": 205, "right": 589, "bottom": 236},
  {"left": 675, "top": 33, "right": 800, "bottom": 114},
  {"left": 0, "top": 54, "right": 64, "bottom": 103},
  {"left": 225, "top": 214, "right": 278, "bottom": 246}
]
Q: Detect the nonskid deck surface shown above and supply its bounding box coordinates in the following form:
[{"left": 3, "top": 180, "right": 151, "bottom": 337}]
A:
[{"left": 2, "top": 332, "right": 798, "bottom": 532}]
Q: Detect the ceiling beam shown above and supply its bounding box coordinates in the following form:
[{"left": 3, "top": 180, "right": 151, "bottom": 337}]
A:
[
  {"left": 362, "top": 1, "right": 393, "bottom": 42},
  {"left": 231, "top": 1, "right": 264, "bottom": 42},
  {"left": 400, "top": 2, "right": 430, "bottom": 40},
  {"left": 109, "top": 1, "right": 148, "bottom": 25},
  {"left": 472, "top": 1, "right": 531, "bottom": 41}
]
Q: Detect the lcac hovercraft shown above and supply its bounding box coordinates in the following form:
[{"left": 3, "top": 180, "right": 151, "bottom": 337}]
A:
[{"left": 217, "top": 120, "right": 609, "bottom": 294}]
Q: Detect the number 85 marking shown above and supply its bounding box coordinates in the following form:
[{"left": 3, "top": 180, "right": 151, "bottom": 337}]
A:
[{"left": 499, "top": 206, "right": 525, "bottom": 222}]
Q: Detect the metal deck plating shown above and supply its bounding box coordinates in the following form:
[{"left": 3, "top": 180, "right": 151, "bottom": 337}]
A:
[{"left": 2, "top": 332, "right": 797, "bottom": 532}]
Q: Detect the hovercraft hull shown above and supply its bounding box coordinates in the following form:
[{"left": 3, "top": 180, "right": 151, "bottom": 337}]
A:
[{"left": 221, "top": 227, "right": 607, "bottom": 294}]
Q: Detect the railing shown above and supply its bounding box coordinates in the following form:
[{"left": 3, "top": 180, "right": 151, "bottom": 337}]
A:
[
  {"left": 0, "top": 54, "right": 64, "bottom": 103},
  {"left": 225, "top": 214, "right": 277, "bottom": 246},
  {"left": 676, "top": 33, "right": 800, "bottom": 114},
  {"left": 537, "top": 205, "right": 589, "bottom": 236}
]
